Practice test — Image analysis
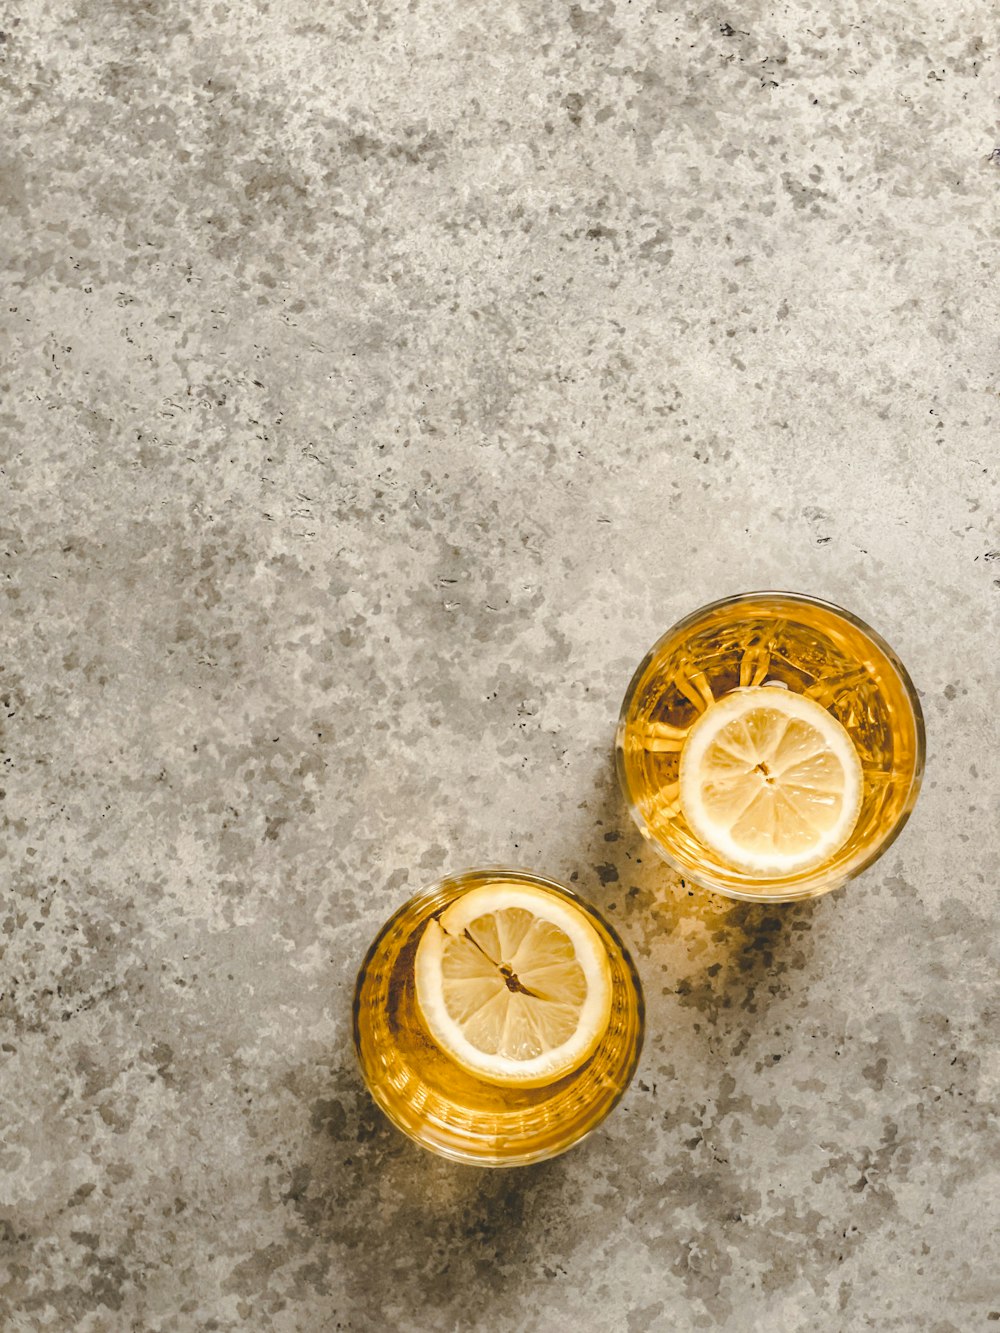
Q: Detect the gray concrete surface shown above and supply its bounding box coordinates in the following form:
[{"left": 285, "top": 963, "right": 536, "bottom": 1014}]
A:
[{"left": 2, "top": 0, "right": 999, "bottom": 1329}]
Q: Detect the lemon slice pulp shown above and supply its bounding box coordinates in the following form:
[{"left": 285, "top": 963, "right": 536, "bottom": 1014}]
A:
[
  {"left": 678, "top": 686, "right": 864, "bottom": 876},
  {"left": 414, "top": 882, "right": 613, "bottom": 1087}
]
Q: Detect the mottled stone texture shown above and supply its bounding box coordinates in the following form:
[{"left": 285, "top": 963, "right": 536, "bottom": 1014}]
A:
[{"left": 1, "top": 0, "right": 998, "bottom": 1328}]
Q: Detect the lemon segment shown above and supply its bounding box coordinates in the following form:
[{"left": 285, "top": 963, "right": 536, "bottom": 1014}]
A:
[
  {"left": 414, "top": 883, "right": 613, "bottom": 1087},
  {"left": 678, "top": 686, "right": 864, "bottom": 876}
]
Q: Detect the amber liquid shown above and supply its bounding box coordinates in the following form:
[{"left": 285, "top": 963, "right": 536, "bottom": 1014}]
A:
[
  {"left": 617, "top": 594, "right": 924, "bottom": 901},
  {"left": 353, "top": 871, "right": 644, "bottom": 1165}
]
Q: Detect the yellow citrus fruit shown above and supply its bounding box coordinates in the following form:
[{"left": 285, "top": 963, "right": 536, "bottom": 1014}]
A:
[
  {"left": 678, "top": 686, "right": 864, "bottom": 876},
  {"left": 414, "top": 882, "right": 613, "bottom": 1087}
]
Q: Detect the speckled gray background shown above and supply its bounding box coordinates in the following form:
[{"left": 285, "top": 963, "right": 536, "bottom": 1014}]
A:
[{"left": 2, "top": 0, "right": 999, "bottom": 1329}]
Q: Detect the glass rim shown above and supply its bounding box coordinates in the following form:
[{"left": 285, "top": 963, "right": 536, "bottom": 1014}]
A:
[{"left": 616, "top": 590, "right": 926, "bottom": 902}]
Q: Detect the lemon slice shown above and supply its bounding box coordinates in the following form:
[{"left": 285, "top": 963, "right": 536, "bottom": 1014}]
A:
[
  {"left": 678, "top": 686, "right": 864, "bottom": 876},
  {"left": 414, "top": 882, "right": 613, "bottom": 1087}
]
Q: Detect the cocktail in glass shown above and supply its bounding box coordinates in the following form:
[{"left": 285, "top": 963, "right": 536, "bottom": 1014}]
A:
[
  {"left": 353, "top": 868, "right": 644, "bottom": 1165},
  {"left": 616, "top": 592, "right": 925, "bottom": 902}
]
